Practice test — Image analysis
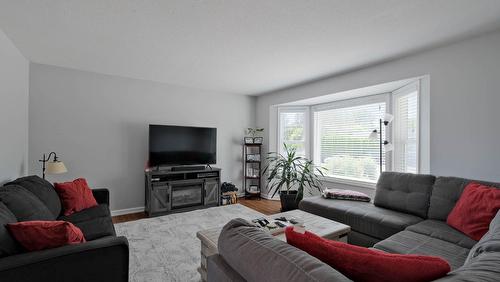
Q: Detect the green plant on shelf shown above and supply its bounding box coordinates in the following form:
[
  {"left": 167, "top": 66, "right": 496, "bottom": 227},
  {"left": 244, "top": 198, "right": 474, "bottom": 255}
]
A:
[{"left": 246, "top": 127, "right": 264, "bottom": 137}]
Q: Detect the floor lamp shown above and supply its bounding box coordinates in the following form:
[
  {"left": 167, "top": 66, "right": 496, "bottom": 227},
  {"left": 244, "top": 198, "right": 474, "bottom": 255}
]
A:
[{"left": 369, "top": 113, "right": 394, "bottom": 174}]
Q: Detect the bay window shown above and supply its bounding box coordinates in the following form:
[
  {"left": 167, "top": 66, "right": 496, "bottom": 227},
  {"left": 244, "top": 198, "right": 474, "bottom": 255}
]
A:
[{"left": 276, "top": 81, "right": 421, "bottom": 186}]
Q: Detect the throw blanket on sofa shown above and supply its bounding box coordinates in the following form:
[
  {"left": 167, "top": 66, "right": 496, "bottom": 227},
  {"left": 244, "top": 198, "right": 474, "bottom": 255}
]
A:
[{"left": 322, "top": 188, "right": 371, "bottom": 202}]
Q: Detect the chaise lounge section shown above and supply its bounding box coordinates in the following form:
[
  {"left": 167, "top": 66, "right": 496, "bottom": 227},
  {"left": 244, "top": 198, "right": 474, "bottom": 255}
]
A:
[{"left": 300, "top": 173, "right": 436, "bottom": 247}]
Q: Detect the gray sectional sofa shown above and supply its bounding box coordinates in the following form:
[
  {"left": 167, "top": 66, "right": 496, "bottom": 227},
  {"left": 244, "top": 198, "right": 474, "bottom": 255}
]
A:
[{"left": 207, "top": 172, "right": 500, "bottom": 281}]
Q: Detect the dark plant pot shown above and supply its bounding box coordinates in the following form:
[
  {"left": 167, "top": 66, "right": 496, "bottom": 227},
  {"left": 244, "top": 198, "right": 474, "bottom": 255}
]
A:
[{"left": 280, "top": 191, "right": 302, "bottom": 212}]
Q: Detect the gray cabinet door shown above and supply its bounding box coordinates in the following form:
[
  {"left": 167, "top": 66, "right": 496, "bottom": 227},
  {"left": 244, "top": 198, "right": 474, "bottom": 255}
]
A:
[
  {"left": 151, "top": 183, "right": 170, "bottom": 213},
  {"left": 204, "top": 179, "right": 219, "bottom": 205}
]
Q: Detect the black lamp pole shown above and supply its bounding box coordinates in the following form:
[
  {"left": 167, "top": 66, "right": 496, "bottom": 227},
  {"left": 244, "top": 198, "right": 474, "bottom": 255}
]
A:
[
  {"left": 379, "top": 119, "right": 383, "bottom": 174},
  {"left": 39, "top": 152, "right": 58, "bottom": 179},
  {"left": 372, "top": 119, "right": 391, "bottom": 174}
]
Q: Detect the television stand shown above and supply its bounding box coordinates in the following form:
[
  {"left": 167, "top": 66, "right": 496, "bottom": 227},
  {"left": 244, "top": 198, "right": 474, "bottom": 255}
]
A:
[{"left": 145, "top": 167, "right": 221, "bottom": 217}]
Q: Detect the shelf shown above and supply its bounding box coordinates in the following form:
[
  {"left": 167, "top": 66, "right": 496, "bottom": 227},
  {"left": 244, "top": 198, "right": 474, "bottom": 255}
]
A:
[{"left": 244, "top": 142, "right": 262, "bottom": 199}]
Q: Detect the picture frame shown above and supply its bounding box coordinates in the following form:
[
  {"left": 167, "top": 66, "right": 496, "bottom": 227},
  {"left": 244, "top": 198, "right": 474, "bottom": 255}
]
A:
[
  {"left": 253, "top": 137, "right": 263, "bottom": 144},
  {"left": 249, "top": 185, "right": 259, "bottom": 192},
  {"left": 244, "top": 137, "right": 254, "bottom": 144}
]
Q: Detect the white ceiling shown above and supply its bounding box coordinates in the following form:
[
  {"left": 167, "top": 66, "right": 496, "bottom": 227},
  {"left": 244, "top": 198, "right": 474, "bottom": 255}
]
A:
[{"left": 1, "top": 1, "right": 500, "bottom": 95}]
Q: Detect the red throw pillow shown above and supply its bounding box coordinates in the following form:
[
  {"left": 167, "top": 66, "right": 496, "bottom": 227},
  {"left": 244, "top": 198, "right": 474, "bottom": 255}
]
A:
[
  {"left": 285, "top": 227, "right": 450, "bottom": 282},
  {"left": 54, "top": 178, "right": 98, "bottom": 216},
  {"left": 447, "top": 182, "right": 500, "bottom": 241},
  {"left": 7, "top": 221, "right": 85, "bottom": 251}
]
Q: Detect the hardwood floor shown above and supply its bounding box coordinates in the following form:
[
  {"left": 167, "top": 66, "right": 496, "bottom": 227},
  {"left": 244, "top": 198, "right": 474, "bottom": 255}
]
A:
[
  {"left": 238, "top": 198, "right": 281, "bottom": 215},
  {"left": 112, "top": 198, "right": 281, "bottom": 223},
  {"left": 112, "top": 212, "right": 147, "bottom": 224}
]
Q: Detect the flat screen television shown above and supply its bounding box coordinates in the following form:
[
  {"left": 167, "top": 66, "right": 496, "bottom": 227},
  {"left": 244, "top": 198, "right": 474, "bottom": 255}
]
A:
[{"left": 149, "top": 125, "right": 217, "bottom": 166}]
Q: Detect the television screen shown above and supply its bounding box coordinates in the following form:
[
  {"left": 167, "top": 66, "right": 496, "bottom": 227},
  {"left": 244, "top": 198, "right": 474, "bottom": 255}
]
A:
[{"left": 149, "top": 125, "right": 217, "bottom": 166}]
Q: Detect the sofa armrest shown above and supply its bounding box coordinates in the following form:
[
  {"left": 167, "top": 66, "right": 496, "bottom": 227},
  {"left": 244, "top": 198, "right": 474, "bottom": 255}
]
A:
[
  {"left": 92, "top": 188, "right": 110, "bottom": 206},
  {"left": 207, "top": 254, "right": 245, "bottom": 282},
  {"left": 0, "top": 236, "right": 129, "bottom": 282}
]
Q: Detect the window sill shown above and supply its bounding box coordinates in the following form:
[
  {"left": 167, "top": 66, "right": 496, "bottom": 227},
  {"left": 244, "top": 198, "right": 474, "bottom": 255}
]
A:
[{"left": 319, "top": 176, "right": 377, "bottom": 189}]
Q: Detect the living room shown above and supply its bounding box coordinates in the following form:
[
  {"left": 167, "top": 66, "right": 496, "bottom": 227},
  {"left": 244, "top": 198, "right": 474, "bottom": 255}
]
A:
[{"left": 1, "top": 1, "right": 500, "bottom": 282}]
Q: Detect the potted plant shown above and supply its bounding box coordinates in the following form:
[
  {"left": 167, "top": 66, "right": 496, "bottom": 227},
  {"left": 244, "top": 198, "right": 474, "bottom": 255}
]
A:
[
  {"left": 263, "top": 144, "right": 324, "bottom": 211},
  {"left": 246, "top": 127, "right": 264, "bottom": 137}
]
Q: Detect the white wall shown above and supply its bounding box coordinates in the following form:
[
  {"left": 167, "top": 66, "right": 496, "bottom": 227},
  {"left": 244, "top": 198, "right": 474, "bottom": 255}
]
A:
[
  {"left": 29, "top": 64, "right": 256, "bottom": 213},
  {"left": 257, "top": 29, "right": 500, "bottom": 197},
  {"left": 0, "top": 28, "right": 29, "bottom": 184}
]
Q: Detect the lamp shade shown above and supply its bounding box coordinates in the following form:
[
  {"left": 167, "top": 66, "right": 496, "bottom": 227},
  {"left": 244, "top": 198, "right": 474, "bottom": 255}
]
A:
[
  {"left": 383, "top": 113, "right": 394, "bottom": 124},
  {"left": 384, "top": 142, "right": 394, "bottom": 152},
  {"left": 369, "top": 130, "right": 378, "bottom": 140},
  {"left": 46, "top": 161, "right": 67, "bottom": 175}
]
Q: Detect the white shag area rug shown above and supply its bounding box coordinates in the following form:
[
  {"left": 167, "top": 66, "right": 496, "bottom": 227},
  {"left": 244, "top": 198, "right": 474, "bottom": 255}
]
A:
[{"left": 115, "top": 204, "right": 264, "bottom": 282}]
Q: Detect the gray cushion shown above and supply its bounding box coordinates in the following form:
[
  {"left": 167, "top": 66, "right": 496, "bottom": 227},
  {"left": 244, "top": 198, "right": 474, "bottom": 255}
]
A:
[
  {"left": 347, "top": 230, "right": 381, "bottom": 247},
  {"left": 218, "top": 218, "right": 352, "bottom": 282},
  {"left": 428, "top": 176, "right": 500, "bottom": 221},
  {"left": 299, "top": 196, "right": 423, "bottom": 240},
  {"left": 0, "top": 185, "right": 55, "bottom": 221},
  {"left": 0, "top": 202, "right": 21, "bottom": 257},
  {"left": 434, "top": 252, "right": 500, "bottom": 282},
  {"left": 5, "top": 175, "right": 62, "bottom": 218},
  {"left": 465, "top": 211, "right": 500, "bottom": 264},
  {"left": 58, "top": 204, "right": 115, "bottom": 241},
  {"left": 374, "top": 172, "right": 436, "bottom": 218},
  {"left": 406, "top": 220, "right": 477, "bottom": 249},
  {"left": 373, "top": 230, "right": 469, "bottom": 270}
]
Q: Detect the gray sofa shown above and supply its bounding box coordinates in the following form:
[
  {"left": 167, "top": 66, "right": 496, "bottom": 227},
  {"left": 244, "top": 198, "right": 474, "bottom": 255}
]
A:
[
  {"left": 0, "top": 175, "right": 129, "bottom": 282},
  {"left": 207, "top": 172, "right": 500, "bottom": 281}
]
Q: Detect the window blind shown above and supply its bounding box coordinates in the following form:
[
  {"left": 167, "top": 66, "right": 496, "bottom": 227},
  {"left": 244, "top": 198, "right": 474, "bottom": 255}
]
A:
[
  {"left": 314, "top": 102, "right": 386, "bottom": 183},
  {"left": 278, "top": 109, "right": 307, "bottom": 156},
  {"left": 393, "top": 90, "right": 418, "bottom": 173}
]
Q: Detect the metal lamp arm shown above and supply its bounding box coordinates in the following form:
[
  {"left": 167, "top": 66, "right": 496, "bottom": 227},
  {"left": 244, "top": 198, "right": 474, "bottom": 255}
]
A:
[
  {"left": 39, "top": 151, "right": 58, "bottom": 162},
  {"left": 39, "top": 152, "right": 58, "bottom": 179}
]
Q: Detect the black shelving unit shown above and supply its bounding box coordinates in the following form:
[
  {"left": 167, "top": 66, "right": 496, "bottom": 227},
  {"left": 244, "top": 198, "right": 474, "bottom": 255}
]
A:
[{"left": 243, "top": 143, "right": 262, "bottom": 199}]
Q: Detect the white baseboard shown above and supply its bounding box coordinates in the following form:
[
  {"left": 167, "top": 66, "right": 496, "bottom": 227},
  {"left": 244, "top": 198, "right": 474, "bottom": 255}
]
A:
[{"left": 111, "top": 206, "right": 145, "bottom": 216}]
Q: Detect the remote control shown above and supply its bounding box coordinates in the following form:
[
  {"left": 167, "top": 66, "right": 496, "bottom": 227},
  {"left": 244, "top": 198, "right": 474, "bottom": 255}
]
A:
[{"left": 275, "top": 221, "right": 286, "bottom": 228}]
